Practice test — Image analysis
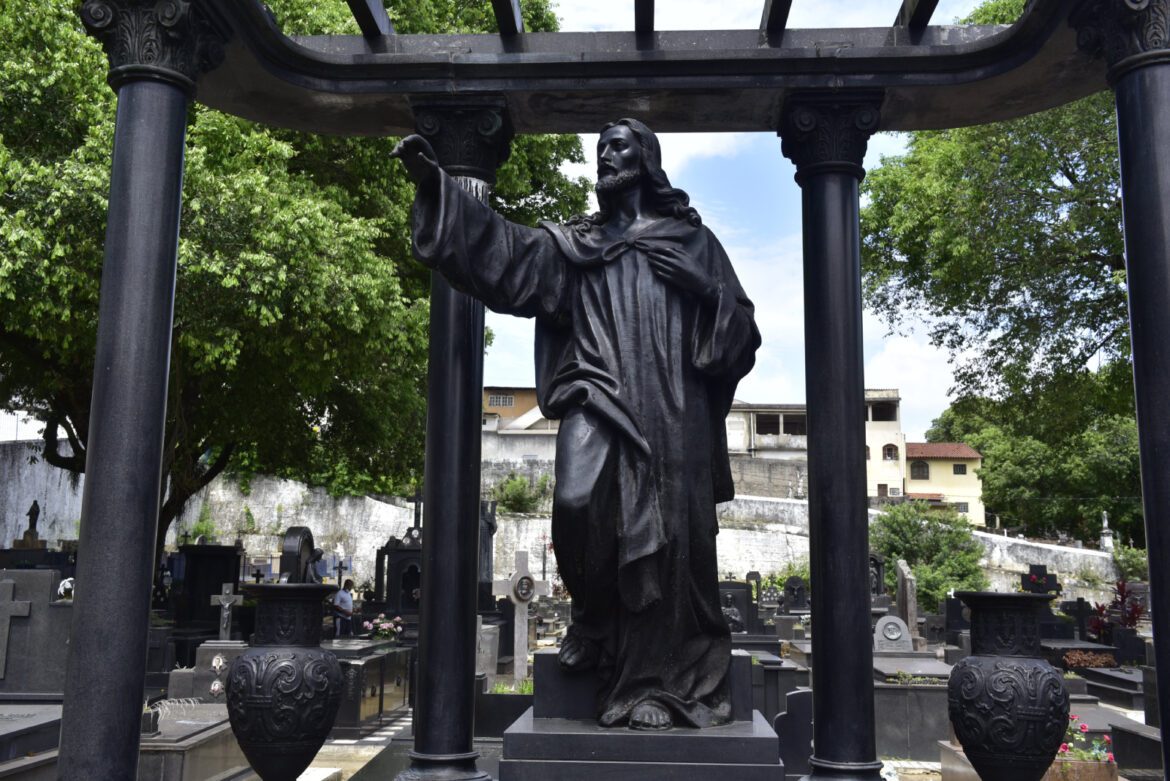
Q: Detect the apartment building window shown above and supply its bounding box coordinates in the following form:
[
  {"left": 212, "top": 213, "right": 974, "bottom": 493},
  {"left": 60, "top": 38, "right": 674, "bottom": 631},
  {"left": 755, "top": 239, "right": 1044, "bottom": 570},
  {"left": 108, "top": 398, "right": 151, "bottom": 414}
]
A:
[
  {"left": 782, "top": 414, "right": 807, "bottom": 436},
  {"left": 882, "top": 444, "right": 899, "bottom": 461},
  {"left": 488, "top": 394, "right": 515, "bottom": 407},
  {"left": 910, "top": 460, "right": 930, "bottom": 480},
  {"left": 953, "top": 463, "right": 967, "bottom": 475},
  {"left": 755, "top": 414, "right": 780, "bottom": 435}
]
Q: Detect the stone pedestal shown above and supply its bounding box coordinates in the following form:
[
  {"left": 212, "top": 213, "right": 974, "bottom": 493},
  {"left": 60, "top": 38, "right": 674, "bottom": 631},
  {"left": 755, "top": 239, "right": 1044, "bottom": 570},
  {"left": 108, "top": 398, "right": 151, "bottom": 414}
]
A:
[
  {"left": 500, "top": 650, "right": 782, "bottom": 779},
  {"left": 500, "top": 709, "right": 783, "bottom": 780}
]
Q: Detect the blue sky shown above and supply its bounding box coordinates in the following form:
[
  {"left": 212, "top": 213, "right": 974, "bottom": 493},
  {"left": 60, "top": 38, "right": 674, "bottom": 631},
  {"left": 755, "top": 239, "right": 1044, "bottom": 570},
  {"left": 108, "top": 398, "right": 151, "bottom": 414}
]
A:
[{"left": 484, "top": 0, "right": 983, "bottom": 440}]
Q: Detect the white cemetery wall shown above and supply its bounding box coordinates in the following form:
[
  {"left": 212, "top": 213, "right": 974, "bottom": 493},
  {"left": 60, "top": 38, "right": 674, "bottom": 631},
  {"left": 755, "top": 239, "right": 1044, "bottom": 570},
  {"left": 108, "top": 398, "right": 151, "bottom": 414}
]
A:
[
  {"left": 725, "top": 455, "right": 808, "bottom": 499},
  {"left": 975, "top": 530, "right": 1120, "bottom": 602},
  {"left": 481, "top": 453, "right": 808, "bottom": 502},
  {"left": 0, "top": 441, "right": 84, "bottom": 547},
  {"left": 171, "top": 475, "right": 414, "bottom": 586},
  {"left": 481, "top": 431, "right": 557, "bottom": 461}
]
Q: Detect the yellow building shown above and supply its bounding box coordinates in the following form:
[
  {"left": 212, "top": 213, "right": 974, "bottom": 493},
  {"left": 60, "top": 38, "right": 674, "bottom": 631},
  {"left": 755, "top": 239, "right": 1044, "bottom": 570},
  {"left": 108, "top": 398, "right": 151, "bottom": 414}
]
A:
[{"left": 904, "top": 442, "right": 985, "bottom": 525}]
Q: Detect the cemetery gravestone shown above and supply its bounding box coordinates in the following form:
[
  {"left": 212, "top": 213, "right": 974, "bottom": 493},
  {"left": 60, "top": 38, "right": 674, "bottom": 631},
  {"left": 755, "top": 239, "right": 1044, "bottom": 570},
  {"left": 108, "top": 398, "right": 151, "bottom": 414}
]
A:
[
  {"left": 0, "top": 570, "right": 71, "bottom": 699},
  {"left": 895, "top": 560, "right": 925, "bottom": 650},
  {"left": 874, "top": 616, "right": 914, "bottom": 653},
  {"left": 0, "top": 582, "right": 30, "bottom": 679},
  {"left": 781, "top": 576, "right": 810, "bottom": 614},
  {"left": 944, "top": 597, "right": 970, "bottom": 647},
  {"left": 209, "top": 583, "right": 243, "bottom": 642},
  {"left": 492, "top": 551, "right": 549, "bottom": 684},
  {"left": 719, "top": 581, "right": 754, "bottom": 634},
  {"left": 1021, "top": 564, "right": 1061, "bottom": 594},
  {"left": 479, "top": 500, "right": 498, "bottom": 611}
]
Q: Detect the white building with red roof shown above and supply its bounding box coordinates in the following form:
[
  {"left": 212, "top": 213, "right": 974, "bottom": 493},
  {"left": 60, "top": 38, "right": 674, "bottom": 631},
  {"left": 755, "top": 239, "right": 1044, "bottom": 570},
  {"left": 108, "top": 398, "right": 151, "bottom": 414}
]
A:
[{"left": 904, "top": 442, "right": 985, "bottom": 524}]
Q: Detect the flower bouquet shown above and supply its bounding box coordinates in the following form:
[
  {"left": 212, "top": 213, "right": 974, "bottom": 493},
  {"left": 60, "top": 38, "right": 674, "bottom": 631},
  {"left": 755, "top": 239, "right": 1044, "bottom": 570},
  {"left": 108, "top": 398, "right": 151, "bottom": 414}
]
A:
[
  {"left": 1042, "top": 715, "right": 1118, "bottom": 781},
  {"left": 363, "top": 613, "right": 404, "bottom": 643}
]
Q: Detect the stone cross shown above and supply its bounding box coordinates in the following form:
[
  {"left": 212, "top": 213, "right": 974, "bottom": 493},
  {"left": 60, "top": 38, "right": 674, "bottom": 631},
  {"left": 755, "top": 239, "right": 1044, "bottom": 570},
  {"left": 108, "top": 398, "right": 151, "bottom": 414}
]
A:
[
  {"left": 0, "top": 581, "right": 31, "bottom": 679},
  {"left": 1021, "top": 564, "right": 1060, "bottom": 595},
  {"left": 209, "top": 583, "right": 243, "bottom": 642},
  {"left": 492, "top": 551, "right": 549, "bottom": 684}
]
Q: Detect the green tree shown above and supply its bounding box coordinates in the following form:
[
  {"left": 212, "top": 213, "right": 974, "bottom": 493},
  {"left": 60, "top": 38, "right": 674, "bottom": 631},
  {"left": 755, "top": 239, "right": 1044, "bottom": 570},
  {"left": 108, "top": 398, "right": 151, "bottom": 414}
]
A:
[
  {"left": 870, "top": 501, "right": 988, "bottom": 610},
  {"left": 491, "top": 473, "right": 553, "bottom": 513},
  {"left": 861, "top": 0, "right": 1126, "bottom": 402},
  {"left": 0, "top": 0, "right": 589, "bottom": 557},
  {"left": 925, "top": 383, "right": 1143, "bottom": 544}
]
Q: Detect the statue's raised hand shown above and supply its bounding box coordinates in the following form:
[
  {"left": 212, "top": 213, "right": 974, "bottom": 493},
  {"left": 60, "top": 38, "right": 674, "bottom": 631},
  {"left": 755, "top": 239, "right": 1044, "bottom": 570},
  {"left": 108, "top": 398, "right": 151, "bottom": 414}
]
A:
[{"left": 390, "top": 134, "right": 438, "bottom": 185}]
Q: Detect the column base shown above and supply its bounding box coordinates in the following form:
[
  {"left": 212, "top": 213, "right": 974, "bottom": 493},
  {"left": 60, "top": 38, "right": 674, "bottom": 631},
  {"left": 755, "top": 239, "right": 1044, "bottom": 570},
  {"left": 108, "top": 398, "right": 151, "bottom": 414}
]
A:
[
  {"left": 395, "top": 751, "right": 493, "bottom": 781},
  {"left": 801, "top": 756, "right": 885, "bottom": 781}
]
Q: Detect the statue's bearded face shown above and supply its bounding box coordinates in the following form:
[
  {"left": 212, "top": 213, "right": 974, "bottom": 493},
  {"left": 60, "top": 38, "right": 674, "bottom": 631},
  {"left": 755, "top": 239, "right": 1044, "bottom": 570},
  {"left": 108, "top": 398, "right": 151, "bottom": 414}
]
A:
[{"left": 596, "top": 125, "right": 642, "bottom": 194}]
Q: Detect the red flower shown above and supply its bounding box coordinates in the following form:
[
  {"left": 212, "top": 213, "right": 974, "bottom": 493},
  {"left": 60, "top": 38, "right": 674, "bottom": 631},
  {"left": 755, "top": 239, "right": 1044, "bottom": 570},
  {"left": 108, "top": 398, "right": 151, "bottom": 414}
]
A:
[
  {"left": 1104, "top": 735, "right": 1112, "bottom": 744},
  {"left": 1106, "top": 753, "right": 1114, "bottom": 763},
  {"left": 1069, "top": 714, "right": 1079, "bottom": 721},
  {"left": 1079, "top": 723, "right": 1090, "bottom": 733},
  {"left": 1059, "top": 743, "right": 1069, "bottom": 753}
]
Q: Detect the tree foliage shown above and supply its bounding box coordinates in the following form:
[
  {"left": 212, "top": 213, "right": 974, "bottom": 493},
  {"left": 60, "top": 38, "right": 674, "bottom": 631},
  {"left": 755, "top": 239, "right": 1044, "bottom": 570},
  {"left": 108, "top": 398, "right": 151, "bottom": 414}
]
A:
[
  {"left": 861, "top": 0, "right": 1126, "bottom": 401},
  {"left": 926, "top": 377, "right": 1143, "bottom": 545},
  {"left": 0, "top": 0, "right": 589, "bottom": 554},
  {"left": 862, "top": 0, "right": 1143, "bottom": 547},
  {"left": 870, "top": 501, "right": 988, "bottom": 610}
]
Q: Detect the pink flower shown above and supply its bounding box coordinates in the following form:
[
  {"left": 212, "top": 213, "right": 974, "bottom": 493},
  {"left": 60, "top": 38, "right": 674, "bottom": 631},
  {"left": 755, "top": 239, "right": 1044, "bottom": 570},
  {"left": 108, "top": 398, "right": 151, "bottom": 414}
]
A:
[
  {"left": 1080, "top": 723, "right": 1090, "bottom": 733},
  {"left": 1106, "top": 753, "right": 1114, "bottom": 763},
  {"left": 1104, "top": 735, "right": 1112, "bottom": 744},
  {"left": 1069, "top": 714, "right": 1079, "bottom": 721},
  {"left": 1059, "top": 743, "right": 1069, "bottom": 753}
]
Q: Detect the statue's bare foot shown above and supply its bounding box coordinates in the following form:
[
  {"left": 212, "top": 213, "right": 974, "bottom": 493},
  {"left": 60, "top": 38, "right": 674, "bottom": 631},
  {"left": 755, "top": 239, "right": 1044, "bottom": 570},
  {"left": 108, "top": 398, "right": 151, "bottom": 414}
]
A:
[
  {"left": 629, "top": 700, "right": 673, "bottom": 731},
  {"left": 558, "top": 633, "right": 599, "bottom": 671}
]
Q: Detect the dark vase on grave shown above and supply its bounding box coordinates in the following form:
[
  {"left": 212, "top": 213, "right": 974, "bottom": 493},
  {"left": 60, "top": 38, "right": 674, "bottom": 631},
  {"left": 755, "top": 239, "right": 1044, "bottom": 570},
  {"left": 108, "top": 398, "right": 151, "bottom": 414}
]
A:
[
  {"left": 226, "top": 583, "right": 342, "bottom": 781},
  {"left": 948, "top": 592, "right": 1070, "bottom": 781}
]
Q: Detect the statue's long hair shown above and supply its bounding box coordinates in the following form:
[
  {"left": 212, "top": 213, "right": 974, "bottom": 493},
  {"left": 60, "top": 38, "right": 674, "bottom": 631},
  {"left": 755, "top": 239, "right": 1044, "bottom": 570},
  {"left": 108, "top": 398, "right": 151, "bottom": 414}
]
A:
[{"left": 572, "top": 118, "right": 702, "bottom": 228}]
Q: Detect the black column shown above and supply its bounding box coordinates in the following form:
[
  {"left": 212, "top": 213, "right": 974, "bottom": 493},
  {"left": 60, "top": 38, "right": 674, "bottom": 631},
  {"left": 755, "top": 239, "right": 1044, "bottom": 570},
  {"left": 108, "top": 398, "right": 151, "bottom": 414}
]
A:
[
  {"left": 781, "top": 94, "right": 884, "bottom": 781},
  {"left": 398, "top": 100, "right": 512, "bottom": 781},
  {"left": 57, "top": 5, "right": 224, "bottom": 779},
  {"left": 1074, "top": 2, "right": 1170, "bottom": 772}
]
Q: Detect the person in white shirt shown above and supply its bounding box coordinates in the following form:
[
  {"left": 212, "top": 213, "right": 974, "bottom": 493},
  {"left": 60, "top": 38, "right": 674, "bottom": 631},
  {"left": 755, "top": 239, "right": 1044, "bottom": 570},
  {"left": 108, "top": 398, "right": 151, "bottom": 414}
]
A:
[{"left": 333, "top": 579, "right": 354, "bottom": 637}]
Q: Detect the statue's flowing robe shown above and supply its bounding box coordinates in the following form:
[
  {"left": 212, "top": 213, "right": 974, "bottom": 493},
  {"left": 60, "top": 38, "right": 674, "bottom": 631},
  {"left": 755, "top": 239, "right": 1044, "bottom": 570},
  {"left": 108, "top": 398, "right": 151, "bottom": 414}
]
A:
[{"left": 412, "top": 168, "right": 760, "bottom": 727}]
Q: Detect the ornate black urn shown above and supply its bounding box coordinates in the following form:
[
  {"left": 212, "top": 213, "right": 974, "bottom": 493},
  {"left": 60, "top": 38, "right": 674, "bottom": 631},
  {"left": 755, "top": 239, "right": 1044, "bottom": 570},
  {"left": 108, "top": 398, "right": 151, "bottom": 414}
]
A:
[
  {"left": 948, "top": 592, "right": 1070, "bottom": 781},
  {"left": 227, "top": 528, "right": 342, "bottom": 780}
]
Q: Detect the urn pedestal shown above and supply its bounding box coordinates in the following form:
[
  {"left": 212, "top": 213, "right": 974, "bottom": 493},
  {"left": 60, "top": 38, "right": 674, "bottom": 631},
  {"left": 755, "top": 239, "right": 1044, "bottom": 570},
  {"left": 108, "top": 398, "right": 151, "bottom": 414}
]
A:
[
  {"left": 948, "top": 592, "right": 1071, "bottom": 781},
  {"left": 226, "top": 583, "right": 343, "bottom": 781}
]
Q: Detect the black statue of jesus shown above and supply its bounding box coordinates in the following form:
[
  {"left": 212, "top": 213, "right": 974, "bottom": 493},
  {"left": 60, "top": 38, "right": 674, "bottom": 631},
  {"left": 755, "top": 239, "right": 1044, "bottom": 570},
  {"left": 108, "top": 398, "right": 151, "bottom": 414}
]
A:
[{"left": 393, "top": 119, "right": 760, "bottom": 730}]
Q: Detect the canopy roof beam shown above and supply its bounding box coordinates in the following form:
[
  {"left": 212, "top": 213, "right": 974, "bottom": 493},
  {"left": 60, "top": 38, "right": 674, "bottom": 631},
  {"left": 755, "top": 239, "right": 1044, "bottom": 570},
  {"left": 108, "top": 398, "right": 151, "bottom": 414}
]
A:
[
  {"left": 345, "top": 0, "right": 393, "bottom": 38},
  {"left": 761, "top": 0, "right": 794, "bottom": 38},
  {"left": 491, "top": 0, "right": 525, "bottom": 36},
  {"left": 894, "top": 0, "right": 941, "bottom": 31},
  {"left": 636, "top": 0, "right": 654, "bottom": 35}
]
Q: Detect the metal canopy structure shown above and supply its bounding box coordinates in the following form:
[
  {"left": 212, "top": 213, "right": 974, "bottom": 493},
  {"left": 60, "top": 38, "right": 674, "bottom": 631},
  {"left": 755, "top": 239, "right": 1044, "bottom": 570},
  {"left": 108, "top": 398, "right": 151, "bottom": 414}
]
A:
[
  {"left": 198, "top": 0, "right": 1104, "bottom": 134},
  {"left": 58, "top": 1, "right": 1170, "bottom": 780}
]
